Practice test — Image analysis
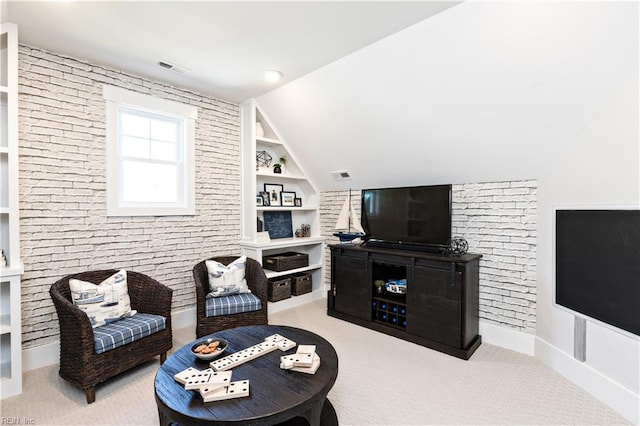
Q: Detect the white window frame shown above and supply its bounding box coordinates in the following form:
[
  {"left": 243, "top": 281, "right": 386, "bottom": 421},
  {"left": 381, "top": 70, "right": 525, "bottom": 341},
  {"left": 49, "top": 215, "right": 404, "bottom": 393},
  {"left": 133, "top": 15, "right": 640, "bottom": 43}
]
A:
[{"left": 104, "top": 85, "right": 197, "bottom": 216}]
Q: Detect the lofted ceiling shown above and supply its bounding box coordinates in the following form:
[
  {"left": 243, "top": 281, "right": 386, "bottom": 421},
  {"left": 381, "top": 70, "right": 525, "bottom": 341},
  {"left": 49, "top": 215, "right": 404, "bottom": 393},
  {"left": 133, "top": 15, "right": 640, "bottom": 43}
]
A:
[
  {"left": 5, "top": 0, "right": 459, "bottom": 103},
  {"left": 257, "top": 1, "right": 639, "bottom": 191}
]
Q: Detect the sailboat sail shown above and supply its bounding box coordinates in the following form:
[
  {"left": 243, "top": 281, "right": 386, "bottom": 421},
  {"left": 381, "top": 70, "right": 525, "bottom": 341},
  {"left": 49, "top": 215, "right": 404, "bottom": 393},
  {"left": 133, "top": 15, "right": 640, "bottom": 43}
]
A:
[
  {"left": 334, "top": 198, "right": 351, "bottom": 231},
  {"left": 350, "top": 201, "right": 365, "bottom": 233}
]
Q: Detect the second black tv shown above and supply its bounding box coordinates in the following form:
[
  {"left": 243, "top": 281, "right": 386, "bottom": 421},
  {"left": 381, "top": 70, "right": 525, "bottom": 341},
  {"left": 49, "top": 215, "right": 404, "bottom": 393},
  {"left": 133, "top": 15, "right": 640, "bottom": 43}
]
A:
[{"left": 361, "top": 184, "right": 452, "bottom": 252}]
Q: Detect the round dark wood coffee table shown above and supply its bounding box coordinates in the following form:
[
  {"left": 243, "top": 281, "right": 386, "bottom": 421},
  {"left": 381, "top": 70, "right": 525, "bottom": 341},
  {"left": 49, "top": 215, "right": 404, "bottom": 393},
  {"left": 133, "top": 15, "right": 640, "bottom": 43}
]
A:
[{"left": 154, "top": 325, "right": 339, "bottom": 425}]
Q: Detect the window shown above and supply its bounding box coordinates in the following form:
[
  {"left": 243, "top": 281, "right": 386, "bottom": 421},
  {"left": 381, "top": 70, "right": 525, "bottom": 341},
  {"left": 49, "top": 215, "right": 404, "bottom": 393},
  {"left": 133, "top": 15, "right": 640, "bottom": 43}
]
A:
[{"left": 104, "top": 85, "right": 197, "bottom": 216}]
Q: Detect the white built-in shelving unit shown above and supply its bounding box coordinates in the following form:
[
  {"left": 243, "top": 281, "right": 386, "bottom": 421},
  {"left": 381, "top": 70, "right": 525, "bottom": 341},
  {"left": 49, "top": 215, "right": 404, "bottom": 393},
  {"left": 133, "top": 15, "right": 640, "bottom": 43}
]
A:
[
  {"left": 0, "top": 22, "right": 22, "bottom": 399},
  {"left": 240, "top": 100, "right": 324, "bottom": 313}
]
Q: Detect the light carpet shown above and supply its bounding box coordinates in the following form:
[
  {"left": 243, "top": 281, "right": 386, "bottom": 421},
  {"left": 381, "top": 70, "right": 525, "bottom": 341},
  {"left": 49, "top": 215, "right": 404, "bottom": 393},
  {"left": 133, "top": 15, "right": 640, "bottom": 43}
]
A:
[{"left": 1, "top": 299, "right": 630, "bottom": 425}]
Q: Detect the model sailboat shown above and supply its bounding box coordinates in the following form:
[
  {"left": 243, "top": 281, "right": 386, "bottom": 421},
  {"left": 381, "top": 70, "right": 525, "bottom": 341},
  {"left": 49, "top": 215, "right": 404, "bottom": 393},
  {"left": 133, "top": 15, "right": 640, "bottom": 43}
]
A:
[{"left": 333, "top": 191, "right": 366, "bottom": 242}]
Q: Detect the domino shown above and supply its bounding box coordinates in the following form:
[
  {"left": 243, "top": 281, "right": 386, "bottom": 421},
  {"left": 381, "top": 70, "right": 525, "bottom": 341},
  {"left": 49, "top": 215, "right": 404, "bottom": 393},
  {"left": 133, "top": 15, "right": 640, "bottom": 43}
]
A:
[
  {"left": 201, "top": 380, "right": 250, "bottom": 403},
  {"left": 174, "top": 367, "right": 201, "bottom": 385},
  {"left": 280, "top": 344, "right": 316, "bottom": 369},
  {"left": 287, "top": 353, "right": 321, "bottom": 375},
  {"left": 185, "top": 369, "right": 233, "bottom": 391},
  {"left": 210, "top": 334, "right": 297, "bottom": 371}
]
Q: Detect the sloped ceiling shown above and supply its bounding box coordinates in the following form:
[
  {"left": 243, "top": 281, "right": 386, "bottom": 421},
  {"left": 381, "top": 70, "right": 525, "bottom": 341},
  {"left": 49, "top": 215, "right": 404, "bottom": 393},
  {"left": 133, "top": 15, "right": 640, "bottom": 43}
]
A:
[
  {"left": 5, "top": 0, "right": 459, "bottom": 103},
  {"left": 256, "top": 1, "right": 639, "bottom": 192}
]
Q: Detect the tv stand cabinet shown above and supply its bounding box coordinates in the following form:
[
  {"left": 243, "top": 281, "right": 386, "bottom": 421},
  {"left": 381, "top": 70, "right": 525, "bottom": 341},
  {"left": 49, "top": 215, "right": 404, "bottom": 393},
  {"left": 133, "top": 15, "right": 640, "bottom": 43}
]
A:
[{"left": 328, "top": 244, "right": 482, "bottom": 360}]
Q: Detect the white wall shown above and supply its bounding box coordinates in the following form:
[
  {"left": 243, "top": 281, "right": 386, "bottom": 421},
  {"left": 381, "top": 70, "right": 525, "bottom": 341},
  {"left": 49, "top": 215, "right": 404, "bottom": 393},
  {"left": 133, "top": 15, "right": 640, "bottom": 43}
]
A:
[
  {"left": 258, "top": 2, "right": 639, "bottom": 422},
  {"left": 536, "top": 75, "right": 640, "bottom": 423}
]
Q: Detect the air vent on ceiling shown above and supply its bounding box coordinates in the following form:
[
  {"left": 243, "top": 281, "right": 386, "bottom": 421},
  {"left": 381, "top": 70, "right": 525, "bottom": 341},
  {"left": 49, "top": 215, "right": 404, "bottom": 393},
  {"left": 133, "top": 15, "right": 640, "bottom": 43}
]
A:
[
  {"left": 330, "top": 170, "right": 352, "bottom": 181},
  {"left": 157, "top": 61, "right": 189, "bottom": 74}
]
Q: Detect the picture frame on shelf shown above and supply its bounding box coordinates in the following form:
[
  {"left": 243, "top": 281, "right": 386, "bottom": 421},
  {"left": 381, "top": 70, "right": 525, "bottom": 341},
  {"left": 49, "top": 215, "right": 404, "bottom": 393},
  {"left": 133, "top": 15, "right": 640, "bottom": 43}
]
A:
[
  {"left": 281, "top": 191, "right": 296, "bottom": 207},
  {"left": 264, "top": 184, "right": 284, "bottom": 206},
  {"left": 256, "top": 196, "right": 264, "bottom": 206},
  {"left": 294, "top": 198, "right": 302, "bottom": 207},
  {"left": 260, "top": 191, "right": 270, "bottom": 206},
  {"left": 263, "top": 211, "right": 293, "bottom": 239}
]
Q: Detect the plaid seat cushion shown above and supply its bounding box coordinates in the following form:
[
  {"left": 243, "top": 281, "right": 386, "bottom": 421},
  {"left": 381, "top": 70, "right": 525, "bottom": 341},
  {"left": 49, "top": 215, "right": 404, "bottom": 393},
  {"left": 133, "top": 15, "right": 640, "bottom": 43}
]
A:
[
  {"left": 205, "top": 293, "right": 262, "bottom": 317},
  {"left": 93, "top": 313, "right": 167, "bottom": 354}
]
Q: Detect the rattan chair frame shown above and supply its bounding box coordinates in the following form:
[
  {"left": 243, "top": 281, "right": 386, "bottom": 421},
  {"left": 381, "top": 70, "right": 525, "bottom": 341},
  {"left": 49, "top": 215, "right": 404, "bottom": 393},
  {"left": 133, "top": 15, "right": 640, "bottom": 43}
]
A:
[
  {"left": 193, "top": 256, "right": 268, "bottom": 338},
  {"left": 50, "top": 270, "right": 173, "bottom": 404}
]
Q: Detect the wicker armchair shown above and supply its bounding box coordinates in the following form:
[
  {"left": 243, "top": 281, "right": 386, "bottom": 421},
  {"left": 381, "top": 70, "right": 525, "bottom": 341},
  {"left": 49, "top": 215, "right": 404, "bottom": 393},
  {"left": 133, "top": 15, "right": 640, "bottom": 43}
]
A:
[
  {"left": 50, "top": 270, "right": 173, "bottom": 404},
  {"left": 193, "top": 256, "right": 268, "bottom": 338}
]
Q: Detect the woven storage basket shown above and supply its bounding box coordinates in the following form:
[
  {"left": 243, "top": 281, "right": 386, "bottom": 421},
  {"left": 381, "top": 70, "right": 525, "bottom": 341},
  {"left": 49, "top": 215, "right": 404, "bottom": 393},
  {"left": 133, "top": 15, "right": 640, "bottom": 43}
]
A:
[
  {"left": 268, "top": 277, "right": 291, "bottom": 302},
  {"left": 262, "top": 252, "right": 309, "bottom": 272},
  {"left": 290, "top": 273, "right": 312, "bottom": 296}
]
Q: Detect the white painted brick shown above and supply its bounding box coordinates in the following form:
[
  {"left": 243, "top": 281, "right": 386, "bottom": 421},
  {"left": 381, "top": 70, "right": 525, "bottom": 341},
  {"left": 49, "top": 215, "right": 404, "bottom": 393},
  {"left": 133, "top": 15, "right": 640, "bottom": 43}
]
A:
[{"left": 18, "top": 44, "right": 242, "bottom": 348}]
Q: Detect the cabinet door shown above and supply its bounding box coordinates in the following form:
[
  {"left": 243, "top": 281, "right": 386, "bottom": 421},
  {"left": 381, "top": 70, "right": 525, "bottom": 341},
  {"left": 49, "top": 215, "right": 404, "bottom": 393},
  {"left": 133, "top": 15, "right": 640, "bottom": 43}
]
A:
[
  {"left": 407, "top": 264, "right": 462, "bottom": 348},
  {"left": 331, "top": 251, "right": 371, "bottom": 321}
]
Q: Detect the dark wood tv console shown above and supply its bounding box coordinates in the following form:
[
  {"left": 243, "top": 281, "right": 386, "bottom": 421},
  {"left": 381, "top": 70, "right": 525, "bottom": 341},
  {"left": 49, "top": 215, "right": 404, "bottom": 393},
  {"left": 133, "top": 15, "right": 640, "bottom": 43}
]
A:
[{"left": 327, "top": 244, "right": 482, "bottom": 360}]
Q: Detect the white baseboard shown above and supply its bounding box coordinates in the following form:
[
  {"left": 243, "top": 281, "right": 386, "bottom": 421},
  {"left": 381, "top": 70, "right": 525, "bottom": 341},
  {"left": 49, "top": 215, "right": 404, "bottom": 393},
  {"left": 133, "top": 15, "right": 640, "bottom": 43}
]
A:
[
  {"left": 536, "top": 337, "right": 639, "bottom": 424},
  {"left": 479, "top": 319, "right": 535, "bottom": 355},
  {"left": 23, "top": 306, "right": 198, "bottom": 373}
]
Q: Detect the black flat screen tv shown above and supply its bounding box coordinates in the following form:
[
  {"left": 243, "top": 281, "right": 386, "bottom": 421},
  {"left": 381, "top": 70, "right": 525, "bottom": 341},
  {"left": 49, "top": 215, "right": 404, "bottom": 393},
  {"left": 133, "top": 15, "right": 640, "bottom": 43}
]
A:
[
  {"left": 555, "top": 209, "right": 640, "bottom": 337},
  {"left": 361, "top": 184, "right": 452, "bottom": 252}
]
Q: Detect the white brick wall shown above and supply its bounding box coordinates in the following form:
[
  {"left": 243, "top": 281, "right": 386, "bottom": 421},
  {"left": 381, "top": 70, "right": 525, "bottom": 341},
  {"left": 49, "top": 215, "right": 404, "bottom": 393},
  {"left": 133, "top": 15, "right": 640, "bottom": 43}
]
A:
[
  {"left": 320, "top": 180, "right": 537, "bottom": 334},
  {"left": 18, "top": 45, "right": 242, "bottom": 349}
]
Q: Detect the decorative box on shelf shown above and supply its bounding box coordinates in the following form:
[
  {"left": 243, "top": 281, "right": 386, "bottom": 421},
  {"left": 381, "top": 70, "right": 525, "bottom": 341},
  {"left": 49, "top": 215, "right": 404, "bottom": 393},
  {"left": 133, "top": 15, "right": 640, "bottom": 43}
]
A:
[
  {"left": 262, "top": 252, "right": 309, "bottom": 272},
  {"left": 268, "top": 277, "right": 292, "bottom": 302},
  {"left": 290, "top": 273, "right": 312, "bottom": 296}
]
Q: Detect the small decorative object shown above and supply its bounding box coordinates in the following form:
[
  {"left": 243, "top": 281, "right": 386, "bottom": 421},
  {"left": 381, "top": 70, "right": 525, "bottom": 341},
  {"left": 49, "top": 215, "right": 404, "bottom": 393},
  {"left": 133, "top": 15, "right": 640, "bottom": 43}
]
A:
[
  {"left": 264, "top": 183, "right": 283, "bottom": 206},
  {"left": 257, "top": 217, "right": 263, "bottom": 232},
  {"left": 333, "top": 189, "right": 365, "bottom": 242},
  {"left": 294, "top": 198, "right": 302, "bottom": 207},
  {"left": 385, "top": 279, "right": 407, "bottom": 295},
  {"left": 256, "top": 151, "right": 272, "bottom": 169},
  {"left": 281, "top": 191, "right": 296, "bottom": 207},
  {"left": 301, "top": 223, "right": 311, "bottom": 237},
  {"left": 256, "top": 196, "right": 264, "bottom": 206},
  {"left": 256, "top": 121, "right": 265, "bottom": 138},
  {"left": 273, "top": 156, "right": 287, "bottom": 174},
  {"left": 447, "top": 237, "right": 469, "bottom": 255},
  {"left": 0, "top": 249, "right": 6, "bottom": 267},
  {"left": 374, "top": 280, "right": 385, "bottom": 294}
]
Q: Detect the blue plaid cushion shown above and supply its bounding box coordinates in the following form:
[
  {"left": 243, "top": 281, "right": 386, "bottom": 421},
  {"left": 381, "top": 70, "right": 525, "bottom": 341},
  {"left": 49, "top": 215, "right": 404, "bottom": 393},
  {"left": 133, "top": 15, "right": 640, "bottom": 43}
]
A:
[
  {"left": 205, "top": 293, "right": 262, "bottom": 317},
  {"left": 93, "top": 313, "right": 167, "bottom": 354}
]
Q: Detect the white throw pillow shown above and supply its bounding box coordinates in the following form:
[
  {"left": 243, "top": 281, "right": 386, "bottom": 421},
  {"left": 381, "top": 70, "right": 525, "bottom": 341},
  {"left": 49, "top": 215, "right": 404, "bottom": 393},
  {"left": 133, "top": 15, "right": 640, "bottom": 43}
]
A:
[
  {"left": 205, "top": 256, "right": 250, "bottom": 296},
  {"left": 69, "top": 270, "right": 135, "bottom": 328}
]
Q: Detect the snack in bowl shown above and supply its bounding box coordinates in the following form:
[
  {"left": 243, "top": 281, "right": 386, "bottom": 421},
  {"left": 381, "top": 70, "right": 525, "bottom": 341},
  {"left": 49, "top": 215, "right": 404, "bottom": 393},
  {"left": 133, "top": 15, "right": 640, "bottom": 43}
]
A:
[{"left": 191, "top": 338, "right": 228, "bottom": 361}]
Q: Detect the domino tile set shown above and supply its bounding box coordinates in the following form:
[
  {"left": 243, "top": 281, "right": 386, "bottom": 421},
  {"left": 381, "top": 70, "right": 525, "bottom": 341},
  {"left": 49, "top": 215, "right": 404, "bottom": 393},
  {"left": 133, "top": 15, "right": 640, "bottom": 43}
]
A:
[
  {"left": 174, "top": 334, "right": 311, "bottom": 403},
  {"left": 280, "top": 344, "right": 321, "bottom": 374}
]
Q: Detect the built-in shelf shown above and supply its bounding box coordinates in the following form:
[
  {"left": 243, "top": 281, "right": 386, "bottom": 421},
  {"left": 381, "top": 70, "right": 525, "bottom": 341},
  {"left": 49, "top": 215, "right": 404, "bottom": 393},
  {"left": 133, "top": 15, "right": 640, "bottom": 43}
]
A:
[
  {"left": 240, "top": 100, "right": 324, "bottom": 311},
  {"left": 256, "top": 171, "right": 307, "bottom": 181},
  {"left": 0, "top": 22, "right": 22, "bottom": 399}
]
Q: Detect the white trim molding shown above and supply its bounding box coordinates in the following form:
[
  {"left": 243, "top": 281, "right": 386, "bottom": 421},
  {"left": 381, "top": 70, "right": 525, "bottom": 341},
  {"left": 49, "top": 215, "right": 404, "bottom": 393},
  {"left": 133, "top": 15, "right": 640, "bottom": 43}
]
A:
[{"left": 536, "top": 337, "right": 639, "bottom": 424}]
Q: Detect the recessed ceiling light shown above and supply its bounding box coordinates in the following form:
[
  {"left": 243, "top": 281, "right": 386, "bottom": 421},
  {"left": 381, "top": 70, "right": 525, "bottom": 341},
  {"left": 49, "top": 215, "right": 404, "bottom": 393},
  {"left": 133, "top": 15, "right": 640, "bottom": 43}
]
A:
[{"left": 263, "top": 70, "right": 283, "bottom": 83}]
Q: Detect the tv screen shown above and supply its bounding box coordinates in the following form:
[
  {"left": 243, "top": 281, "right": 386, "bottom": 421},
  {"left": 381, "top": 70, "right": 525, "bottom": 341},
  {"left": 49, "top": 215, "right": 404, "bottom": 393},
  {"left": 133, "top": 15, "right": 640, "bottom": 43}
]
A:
[
  {"left": 555, "top": 209, "right": 640, "bottom": 337},
  {"left": 361, "top": 184, "right": 452, "bottom": 250}
]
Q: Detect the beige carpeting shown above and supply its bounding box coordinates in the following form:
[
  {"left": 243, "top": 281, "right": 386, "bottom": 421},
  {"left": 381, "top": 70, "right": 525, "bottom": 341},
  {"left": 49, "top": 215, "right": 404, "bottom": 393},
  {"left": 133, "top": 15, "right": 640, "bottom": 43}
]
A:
[{"left": 1, "top": 299, "right": 630, "bottom": 425}]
